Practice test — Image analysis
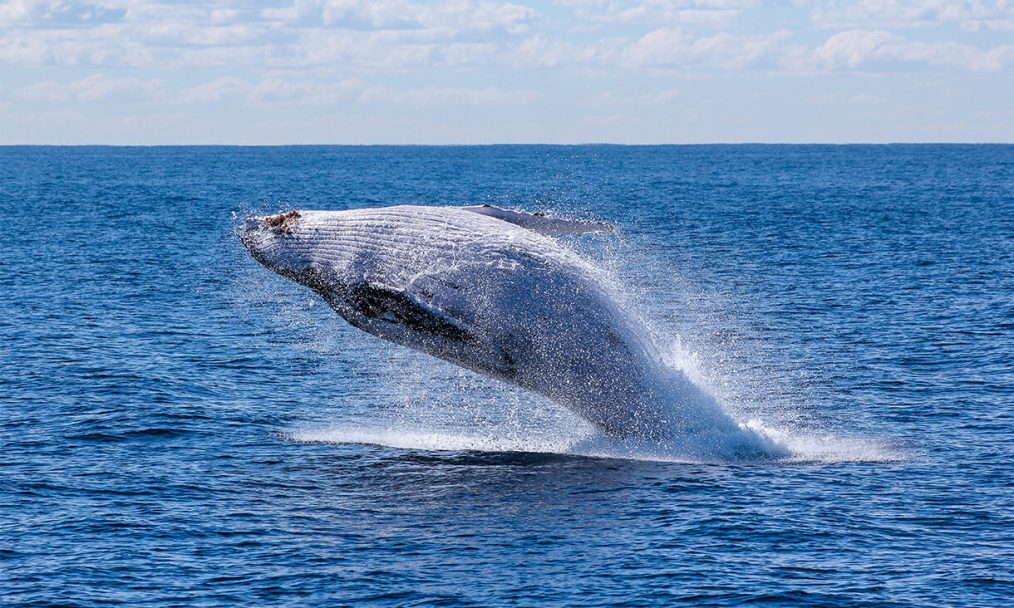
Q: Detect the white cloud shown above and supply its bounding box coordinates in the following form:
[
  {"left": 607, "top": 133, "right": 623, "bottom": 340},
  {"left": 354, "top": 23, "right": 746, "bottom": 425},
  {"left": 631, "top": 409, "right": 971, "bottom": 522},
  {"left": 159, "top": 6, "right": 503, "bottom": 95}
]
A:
[
  {"left": 284, "top": 29, "right": 435, "bottom": 68},
  {"left": 17, "top": 73, "right": 162, "bottom": 102},
  {"left": 261, "top": 0, "right": 539, "bottom": 36},
  {"left": 176, "top": 46, "right": 274, "bottom": 69},
  {"left": 808, "top": 29, "right": 1013, "bottom": 71},
  {"left": 135, "top": 23, "right": 261, "bottom": 47},
  {"left": 441, "top": 41, "right": 499, "bottom": 65},
  {"left": 585, "top": 88, "right": 681, "bottom": 107},
  {"left": 2, "top": 1, "right": 1013, "bottom": 145},
  {"left": 251, "top": 76, "right": 365, "bottom": 105},
  {"left": 557, "top": 0, "right": 759, "bottom": 26},
  {"left": 175, "top": 76, "right": 537, "bottom": 108},
  {"left": 2, "top": 0, "right": 1010, "bottom": 75},
  {"left": 261, "top": 0, "right": 424, "bottom": 30},
  {"left": 512, "top": 34, "right": 604, "bottom": 67},
  {"left": 419, "top": 0, "right": 539, "bottom": 36},
  {"left": 512, "top": 28, "right": 789, "bottom": 71},
  {"left": 0, "top": 0, "right": 125, "bottom": 26},
  {"left": 173, "top": 75, "right": 365, "bottom": 106},
  {"left": 0, "top": 20, "right": 156, "bottom": 66},
  {"left": 815, "top": 92, "right": 888, "bottom": 105},
  {"left": 811, "top": 1, "right": 1014, "bottom": 31},
  {"left": 618, "top": 27, "right": 791, "bottom": 69},
  {"left": 358, "top": 84, "right": 539, "bottom": 106},
  {"left": 0, "top": 0, "right": 541, "bottom": 68},
  {"left": 178, "top": 76, "right": 250, "bottom": 103}
]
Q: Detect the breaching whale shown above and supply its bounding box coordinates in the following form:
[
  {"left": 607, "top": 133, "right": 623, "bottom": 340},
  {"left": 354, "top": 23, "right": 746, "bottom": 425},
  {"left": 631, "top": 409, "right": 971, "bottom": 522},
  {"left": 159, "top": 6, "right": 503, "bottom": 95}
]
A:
[{"left": 242, "top": 205, "right": 777, "bottom": 456}]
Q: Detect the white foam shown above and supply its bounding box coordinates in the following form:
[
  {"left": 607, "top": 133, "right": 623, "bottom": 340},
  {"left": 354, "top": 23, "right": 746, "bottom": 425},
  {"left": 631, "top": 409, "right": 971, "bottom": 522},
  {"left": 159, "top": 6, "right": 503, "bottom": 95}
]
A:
[
  {"left": 743, "top": 421, "right": 906, "bottom": 464},
  {"left": 289, "top": 425, "right": 585, "bottom": 456},
  {"left": 287, "top": 419, "right": 903, "bottom": 465}
]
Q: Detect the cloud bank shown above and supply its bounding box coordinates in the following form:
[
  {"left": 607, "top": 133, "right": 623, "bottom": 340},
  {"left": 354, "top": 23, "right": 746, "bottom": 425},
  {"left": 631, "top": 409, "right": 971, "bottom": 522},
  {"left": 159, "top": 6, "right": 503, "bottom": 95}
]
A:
[{"left": 1, "top": 0, "right": 1011, "bottom": 142}]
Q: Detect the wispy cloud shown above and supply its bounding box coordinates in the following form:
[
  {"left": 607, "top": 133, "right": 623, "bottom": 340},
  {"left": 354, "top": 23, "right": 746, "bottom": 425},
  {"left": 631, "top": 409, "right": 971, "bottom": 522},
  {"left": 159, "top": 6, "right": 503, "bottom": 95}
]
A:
[
  {"left": 805, "top": 29, "right": 1013, "bottom": 72},
  {"left": 175, "top": 76, "right": 538, "bottom": 108},
  {"left": 359, "top": 84, "right": 539, "bottom": 106},
  {"left": 177, "top": 76, "right": 250, "bottom": 104},
  {"left": 585, "top": 88, "right": 680, "bottom": 107},
  {"left": 2, "top": 0, "right": 1010, "bottom": 74},
  {"left": 558, "top": 0, "right": 758, "bottom": 26},
  {"left": 0, "top": 0, "right": 126, "bottom": 26},
  {"left": 811, "top": 1, "right": 1014, "bottom": 32},
  {"left": 618, "top": 27, "right": 791, "bottom": 69},
  {"left": 17, "top": 73, "right": 163, "bottom": 102}
]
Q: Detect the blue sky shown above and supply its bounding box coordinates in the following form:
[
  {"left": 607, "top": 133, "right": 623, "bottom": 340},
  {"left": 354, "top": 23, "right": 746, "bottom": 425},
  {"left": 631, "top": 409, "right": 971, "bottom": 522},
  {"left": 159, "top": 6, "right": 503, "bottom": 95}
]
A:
[{"left": 1, "top": 0, "right": 1012, "bottom": 144}]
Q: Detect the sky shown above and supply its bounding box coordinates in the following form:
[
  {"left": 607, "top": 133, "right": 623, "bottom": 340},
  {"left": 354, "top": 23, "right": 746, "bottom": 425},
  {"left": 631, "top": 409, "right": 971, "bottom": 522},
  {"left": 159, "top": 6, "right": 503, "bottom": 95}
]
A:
[{"left": 0, "top": 0, "right": 1012, "bottom": 144}]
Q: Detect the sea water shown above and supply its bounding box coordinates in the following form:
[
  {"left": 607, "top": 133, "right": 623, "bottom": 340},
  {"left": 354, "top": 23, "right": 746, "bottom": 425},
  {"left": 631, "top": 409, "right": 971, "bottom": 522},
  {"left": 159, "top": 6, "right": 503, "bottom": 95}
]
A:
[{"left": 2, "top": 145, "right": 1011, "bottom": 606}]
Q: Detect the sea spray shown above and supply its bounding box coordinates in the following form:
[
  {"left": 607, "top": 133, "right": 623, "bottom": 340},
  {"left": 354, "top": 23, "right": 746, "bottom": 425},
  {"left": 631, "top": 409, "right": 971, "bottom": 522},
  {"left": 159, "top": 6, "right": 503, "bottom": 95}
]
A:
[
  {"left": 288, "top": 229, "right": 796, "bottom": 462},
  {"left": 246, "top": 205, "right": 891, "bottom": 463}
]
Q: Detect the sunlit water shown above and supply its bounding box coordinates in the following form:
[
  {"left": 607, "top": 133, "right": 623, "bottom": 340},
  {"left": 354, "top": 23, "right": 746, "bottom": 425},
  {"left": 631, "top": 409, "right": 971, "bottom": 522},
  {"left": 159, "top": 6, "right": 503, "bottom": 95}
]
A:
[{"left": 2, "top": 145, "right": 1011, "bottom": 606}]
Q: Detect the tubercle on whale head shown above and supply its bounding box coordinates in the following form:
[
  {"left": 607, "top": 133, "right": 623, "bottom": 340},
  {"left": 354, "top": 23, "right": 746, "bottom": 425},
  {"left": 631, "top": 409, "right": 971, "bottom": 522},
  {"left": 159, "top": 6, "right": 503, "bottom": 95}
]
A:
[
  {"left": 241, "top": 209, "right": 316, "bottom": 284},
  {"left": 241, "top": 210, "right": 301, "bottom": 244},
  {"left": 263, "top": 210, "right": 301, "bottom": 234}
]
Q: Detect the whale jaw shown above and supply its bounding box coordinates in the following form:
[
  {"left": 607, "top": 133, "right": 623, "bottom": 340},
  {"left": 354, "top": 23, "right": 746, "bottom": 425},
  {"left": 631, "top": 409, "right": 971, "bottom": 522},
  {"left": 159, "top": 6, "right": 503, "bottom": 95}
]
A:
[{"left": 241, "top": 210, "right": 320, "bottom": 287}]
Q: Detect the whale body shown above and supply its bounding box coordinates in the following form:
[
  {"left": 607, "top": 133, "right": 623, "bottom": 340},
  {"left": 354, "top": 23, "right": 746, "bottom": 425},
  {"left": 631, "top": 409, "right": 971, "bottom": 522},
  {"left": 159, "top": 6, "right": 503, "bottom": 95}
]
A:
[{"left": 242, "top": 204, "right": 775, "bottom": 455}]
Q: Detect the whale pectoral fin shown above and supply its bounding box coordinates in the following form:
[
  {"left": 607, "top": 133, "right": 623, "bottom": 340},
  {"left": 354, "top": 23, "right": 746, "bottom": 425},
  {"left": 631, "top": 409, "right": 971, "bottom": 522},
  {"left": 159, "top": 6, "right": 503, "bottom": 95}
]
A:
[
  {"left": 347, "top": 282, "right": 472, "bottom": 343},
  {"left": 460, "top": 205, "right": 613, "bottom": 234}
]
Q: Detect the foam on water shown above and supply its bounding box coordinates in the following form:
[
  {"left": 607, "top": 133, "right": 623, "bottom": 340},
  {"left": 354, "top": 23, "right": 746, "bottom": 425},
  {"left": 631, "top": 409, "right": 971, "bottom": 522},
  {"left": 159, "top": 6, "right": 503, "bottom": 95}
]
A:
[
  {"left": 744, "top": 422, "right": 906, "bottom": 464},
  {"left": 289, "top": 425, "right": 587, "bottom": 456},
  {"left": 287, "top": 420, "right": 902, "bottom": 464}
]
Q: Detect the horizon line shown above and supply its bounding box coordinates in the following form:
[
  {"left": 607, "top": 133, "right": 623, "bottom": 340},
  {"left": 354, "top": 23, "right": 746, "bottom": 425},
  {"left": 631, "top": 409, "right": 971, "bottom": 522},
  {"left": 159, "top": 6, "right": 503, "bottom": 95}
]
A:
[{"left": 1, "top": 141, "right": 1012, "bottom": 147}]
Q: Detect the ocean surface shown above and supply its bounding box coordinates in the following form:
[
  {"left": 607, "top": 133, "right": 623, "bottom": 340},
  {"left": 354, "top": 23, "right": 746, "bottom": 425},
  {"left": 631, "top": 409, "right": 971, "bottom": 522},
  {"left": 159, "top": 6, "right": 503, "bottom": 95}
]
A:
[{"left": 2, "top": 145, "right": 1011, "bottom": 607}]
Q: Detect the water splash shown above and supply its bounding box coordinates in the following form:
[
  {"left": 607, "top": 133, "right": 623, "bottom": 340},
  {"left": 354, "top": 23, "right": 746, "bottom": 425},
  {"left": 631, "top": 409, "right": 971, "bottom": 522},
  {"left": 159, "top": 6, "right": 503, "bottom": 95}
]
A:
[
  {"left": 287, "top": 422, "right": 902, "bottom": 465},
  {"left": 286, "top": 346, "right": 900, "bottom": 465}
]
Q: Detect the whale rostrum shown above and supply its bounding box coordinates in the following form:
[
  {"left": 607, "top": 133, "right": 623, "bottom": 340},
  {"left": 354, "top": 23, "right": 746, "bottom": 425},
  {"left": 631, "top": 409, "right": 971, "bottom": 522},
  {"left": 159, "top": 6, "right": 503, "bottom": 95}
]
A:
[{"left": 242, "top": 204, "right": 777, "bottom": 455}]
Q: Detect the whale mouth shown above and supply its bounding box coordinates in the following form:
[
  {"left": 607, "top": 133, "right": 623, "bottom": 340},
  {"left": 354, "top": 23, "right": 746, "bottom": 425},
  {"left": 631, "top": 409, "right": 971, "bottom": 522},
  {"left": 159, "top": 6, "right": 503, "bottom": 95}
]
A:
[
  {"left": 239, "top": 216, "right": 269, "bottom": 255},
  {"left": 240, "top": 212, "right": 299, "bottom": 274}
]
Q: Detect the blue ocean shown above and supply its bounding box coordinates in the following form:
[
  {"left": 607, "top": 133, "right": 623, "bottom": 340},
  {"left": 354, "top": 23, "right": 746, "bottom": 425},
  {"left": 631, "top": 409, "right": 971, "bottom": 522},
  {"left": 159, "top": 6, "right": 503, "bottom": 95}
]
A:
[{"left": 2, "top": 145, "right": 1011, "bottom": 607}]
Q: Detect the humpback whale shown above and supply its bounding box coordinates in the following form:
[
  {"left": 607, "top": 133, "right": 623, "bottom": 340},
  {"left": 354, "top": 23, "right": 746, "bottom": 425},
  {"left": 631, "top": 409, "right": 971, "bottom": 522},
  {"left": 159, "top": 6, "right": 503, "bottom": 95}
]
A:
[{"left": 242, "top": 205, "right": 777, "bottom": 456}]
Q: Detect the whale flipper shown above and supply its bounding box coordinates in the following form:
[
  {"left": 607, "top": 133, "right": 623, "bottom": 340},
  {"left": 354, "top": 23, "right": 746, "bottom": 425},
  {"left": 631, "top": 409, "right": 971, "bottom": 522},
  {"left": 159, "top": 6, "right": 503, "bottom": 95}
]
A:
[
  {"left": 345, "top": 282, "right": 473, "bottom": 343},
  {"left": 460, "top": 205, "right": 613, "bottom": 235}
]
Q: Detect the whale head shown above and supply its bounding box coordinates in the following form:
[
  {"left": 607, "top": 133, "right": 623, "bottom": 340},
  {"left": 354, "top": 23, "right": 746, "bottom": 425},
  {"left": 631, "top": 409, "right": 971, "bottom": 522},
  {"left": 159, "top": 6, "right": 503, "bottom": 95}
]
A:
[
  {"left": 242, "top": 206, "right": 491, "bottom": 370},
  {"left": 241, "top": 210, "right": 336, "bottom": 290}
]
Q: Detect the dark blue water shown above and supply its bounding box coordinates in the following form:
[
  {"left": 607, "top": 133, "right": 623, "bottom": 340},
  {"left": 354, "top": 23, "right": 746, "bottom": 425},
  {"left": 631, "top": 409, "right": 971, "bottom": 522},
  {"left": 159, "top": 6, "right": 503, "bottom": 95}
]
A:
[{"left": 2, "top": 145, "right": 1011, "bottom": 607}]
